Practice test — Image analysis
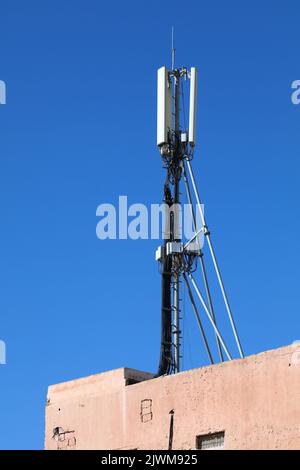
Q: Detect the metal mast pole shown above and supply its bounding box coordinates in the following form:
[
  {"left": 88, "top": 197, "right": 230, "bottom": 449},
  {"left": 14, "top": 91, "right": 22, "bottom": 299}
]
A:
[
  {"left": 173, "top": 70, "right": 181, "bottom": 373},
  {"left": 156, "top": 59, "right": 244, "bottom": 375}
]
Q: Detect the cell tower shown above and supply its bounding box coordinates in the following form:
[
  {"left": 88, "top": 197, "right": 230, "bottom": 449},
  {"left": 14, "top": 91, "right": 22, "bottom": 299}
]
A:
[{"left": 155, "top": 49, "right": 244, "bottom": 376}]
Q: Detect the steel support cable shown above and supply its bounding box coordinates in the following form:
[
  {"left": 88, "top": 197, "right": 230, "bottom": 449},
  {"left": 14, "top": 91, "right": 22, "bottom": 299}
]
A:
[
  {"left": 185, "top": 158, "right": 244, "bottom": 358},
  {"left": 183, "top": 273, "right": 214, "bottom": 364},
  {"left": 182, "top": 160, "right": 224, "bottom": 361},
  {"left": 188, "top": 273, "right": 232, "bottom": 361}
]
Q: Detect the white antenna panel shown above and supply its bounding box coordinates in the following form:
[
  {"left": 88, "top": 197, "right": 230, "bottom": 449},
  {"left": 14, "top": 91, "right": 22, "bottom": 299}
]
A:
[
  {"left": 188, "top": 67, "right": 198, "bottom": 147},
  {"left": 157, "top": 66, "right": 172, "bottom": 147}
]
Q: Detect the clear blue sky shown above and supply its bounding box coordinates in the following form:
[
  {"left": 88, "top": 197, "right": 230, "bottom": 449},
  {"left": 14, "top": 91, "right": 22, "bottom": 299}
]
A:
[{"left": 0, "top": 0, "right": 299, "bottom": 450}]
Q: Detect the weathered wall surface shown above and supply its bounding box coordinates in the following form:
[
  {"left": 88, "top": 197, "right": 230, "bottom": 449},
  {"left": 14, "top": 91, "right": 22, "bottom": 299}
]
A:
[{"left": 45, "top": 344, "right": 300, "bottom": 450}]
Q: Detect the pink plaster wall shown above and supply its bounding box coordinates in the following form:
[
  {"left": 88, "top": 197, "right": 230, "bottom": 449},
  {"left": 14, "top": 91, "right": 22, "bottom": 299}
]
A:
[{"left": 45, "top": 344, "right": 300, "bottom": 450}]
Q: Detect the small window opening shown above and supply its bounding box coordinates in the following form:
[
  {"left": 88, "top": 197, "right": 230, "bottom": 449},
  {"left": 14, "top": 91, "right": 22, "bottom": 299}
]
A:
[{"left": 196, "top": 431, "right": 225, "bottom": 450}]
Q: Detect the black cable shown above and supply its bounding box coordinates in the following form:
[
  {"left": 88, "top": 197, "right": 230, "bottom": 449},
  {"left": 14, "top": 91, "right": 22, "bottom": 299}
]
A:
[{"left": 156, "top": 178, "right": 174, "bottom": 376}]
